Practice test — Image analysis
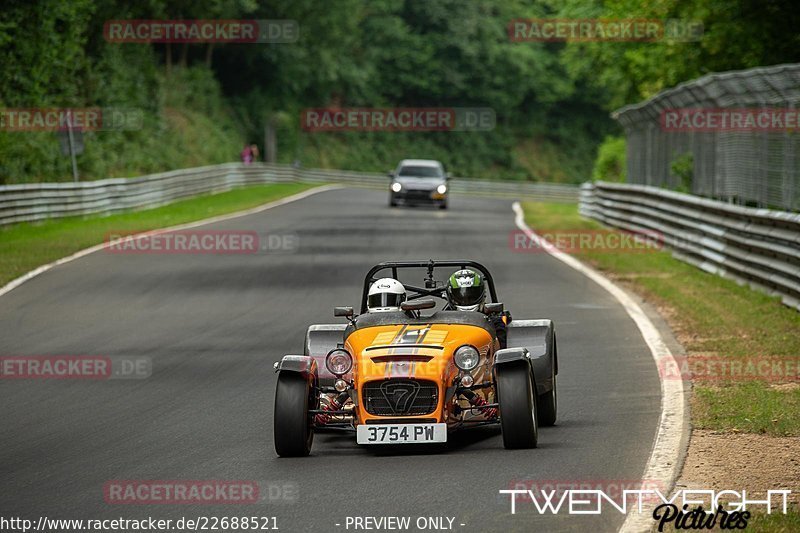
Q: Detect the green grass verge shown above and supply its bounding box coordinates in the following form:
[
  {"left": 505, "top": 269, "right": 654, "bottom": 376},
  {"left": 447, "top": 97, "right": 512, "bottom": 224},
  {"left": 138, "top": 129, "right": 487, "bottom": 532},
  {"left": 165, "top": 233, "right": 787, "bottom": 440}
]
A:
[
  {"left": 747, "top": 511, "right": 800, "bottom": 532},
  {"left": 522, "top": 202, "right": 800, "bottom": 436},
  {"left": 0, "top": 182, "right": 316, "bottom": 287}
]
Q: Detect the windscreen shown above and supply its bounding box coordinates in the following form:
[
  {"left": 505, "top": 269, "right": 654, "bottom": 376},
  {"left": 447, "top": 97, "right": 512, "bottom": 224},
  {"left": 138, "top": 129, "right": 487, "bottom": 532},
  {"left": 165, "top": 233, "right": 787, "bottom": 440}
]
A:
[{"left": 397, "top": 165, "right": 442, "bottom": 178}]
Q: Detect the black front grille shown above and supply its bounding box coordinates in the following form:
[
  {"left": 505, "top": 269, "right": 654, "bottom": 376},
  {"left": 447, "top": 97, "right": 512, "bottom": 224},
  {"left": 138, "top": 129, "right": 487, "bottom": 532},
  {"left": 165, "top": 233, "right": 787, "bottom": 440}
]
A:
[
  {"left": 365, "top": 418, "right": 437, "bottom": 425},
  {"left": 404, "top": 189, "right": 434, "bottom": 201},
  {"left": 362, "top": 379, "right": 439, "bottom": 416}
]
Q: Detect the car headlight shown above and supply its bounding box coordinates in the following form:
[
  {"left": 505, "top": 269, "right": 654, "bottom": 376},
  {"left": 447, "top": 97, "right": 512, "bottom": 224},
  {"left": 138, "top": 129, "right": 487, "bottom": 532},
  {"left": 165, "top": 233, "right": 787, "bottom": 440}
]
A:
[
  {"left": 436, "top": 184, "right": 447, "bottom": 194},
  {"left": 391, "top": 182, "right": 402, "bottom": 192},
  {"left": 454, "top": 345, "right": 480, "bottom": 371},
  {"left": 326, "top": 349, "right": 353, "bottom": 375}
]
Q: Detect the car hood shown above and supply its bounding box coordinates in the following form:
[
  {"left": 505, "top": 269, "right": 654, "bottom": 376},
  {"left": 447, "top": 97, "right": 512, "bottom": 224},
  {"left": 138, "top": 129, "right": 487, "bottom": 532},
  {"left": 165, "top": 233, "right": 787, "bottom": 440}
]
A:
[
  {"left": 345, "top": 322, "right": 492, "bottom": 382},
  {"left": 393, "top": 176, "right": 445, "bottom": 190}
]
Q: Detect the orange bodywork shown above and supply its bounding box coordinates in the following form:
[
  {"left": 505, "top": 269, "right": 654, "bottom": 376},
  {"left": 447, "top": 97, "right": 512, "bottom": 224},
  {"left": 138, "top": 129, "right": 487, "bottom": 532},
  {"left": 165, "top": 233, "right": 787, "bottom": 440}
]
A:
[{"left": 344, "top": 322, "right": 496, "bottom": 426}]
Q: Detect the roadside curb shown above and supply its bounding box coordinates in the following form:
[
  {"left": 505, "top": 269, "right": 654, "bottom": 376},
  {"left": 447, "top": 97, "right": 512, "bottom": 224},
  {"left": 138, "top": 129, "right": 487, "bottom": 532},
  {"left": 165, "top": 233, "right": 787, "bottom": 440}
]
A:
[
  {"left": 0, "top": 184, "right": 341, "bottom": 301},
  {"left": 512, "top": 202, "right": 689, "bottom": 533}
]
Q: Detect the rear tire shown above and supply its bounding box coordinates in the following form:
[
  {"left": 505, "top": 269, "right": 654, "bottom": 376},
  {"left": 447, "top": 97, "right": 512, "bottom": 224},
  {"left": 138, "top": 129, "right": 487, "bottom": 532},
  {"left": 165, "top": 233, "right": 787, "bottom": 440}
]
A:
[
  {"left": 537, "top": 374, "right": 557, "bottom": 426},
  {"left": 496, "top": 363, "right": 538, "bottom": 449},
  {"left": 537, "top": 335, "right": 558, "bottom": 426},
  {"left": 274, "top": 373, "right": 314, "bottom": 457}
]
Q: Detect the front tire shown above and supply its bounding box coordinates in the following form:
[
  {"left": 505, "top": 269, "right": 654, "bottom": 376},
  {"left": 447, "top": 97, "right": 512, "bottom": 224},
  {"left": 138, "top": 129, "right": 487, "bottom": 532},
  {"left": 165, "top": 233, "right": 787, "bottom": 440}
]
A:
[
  {"left": 274, "top": 373, "right": 314, "bottom": 457},
  {"left": 496, "top": 363, "right": 538, "bottom": 449}
]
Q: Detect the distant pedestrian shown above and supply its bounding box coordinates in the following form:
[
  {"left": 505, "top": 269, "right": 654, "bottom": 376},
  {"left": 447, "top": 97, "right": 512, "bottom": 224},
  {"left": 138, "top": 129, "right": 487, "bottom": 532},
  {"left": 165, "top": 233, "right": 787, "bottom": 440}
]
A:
[
  {"left": 250, "top": 143, "right": 260, "bottom": 162},
  {"left": 241, "top": 144, "right": 253, "bottom": 165}
]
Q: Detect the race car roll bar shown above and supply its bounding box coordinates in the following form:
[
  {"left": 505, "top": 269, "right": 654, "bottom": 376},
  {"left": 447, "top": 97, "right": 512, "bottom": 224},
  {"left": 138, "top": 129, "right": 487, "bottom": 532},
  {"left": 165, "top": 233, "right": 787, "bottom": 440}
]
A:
[{"left": 360, "top": 259, "right": 499, "bottom": 313}]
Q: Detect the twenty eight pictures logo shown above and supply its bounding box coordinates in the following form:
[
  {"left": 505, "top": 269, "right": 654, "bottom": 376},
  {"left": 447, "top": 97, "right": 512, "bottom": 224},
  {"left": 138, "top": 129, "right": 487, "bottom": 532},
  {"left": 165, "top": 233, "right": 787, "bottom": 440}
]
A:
[
  {"left": 499, "top": 486, "right": 792, "bottom": 518},
  {"left": 504, "top": 479, "right": 666, "bottom": 505},
  {"left": 104, "top": 20, "right": 298, "bottom": 43}
]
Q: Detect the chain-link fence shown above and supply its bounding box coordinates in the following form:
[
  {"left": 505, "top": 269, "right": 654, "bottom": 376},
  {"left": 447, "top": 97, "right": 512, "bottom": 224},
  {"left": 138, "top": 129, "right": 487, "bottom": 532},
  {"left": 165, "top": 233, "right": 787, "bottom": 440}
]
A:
[{"left": 613, "top": 63, "right": 800, "bottom": 211}]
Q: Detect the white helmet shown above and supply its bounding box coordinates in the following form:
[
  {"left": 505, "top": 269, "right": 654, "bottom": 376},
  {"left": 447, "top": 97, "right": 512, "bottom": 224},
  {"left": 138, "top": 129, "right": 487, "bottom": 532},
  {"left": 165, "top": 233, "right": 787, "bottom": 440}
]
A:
[{"left": 367, "top": 278, "right": 406, "bottom": 312}]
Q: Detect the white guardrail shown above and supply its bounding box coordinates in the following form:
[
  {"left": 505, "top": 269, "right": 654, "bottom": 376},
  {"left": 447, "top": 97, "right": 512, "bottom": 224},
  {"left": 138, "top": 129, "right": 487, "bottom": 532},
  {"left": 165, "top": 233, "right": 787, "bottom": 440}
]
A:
[
  {"left": 0, "top": 162, "right": 579, "bottom": 226},
  {"left": 580, "top": 181, "right": 800, "bottom": 311}
]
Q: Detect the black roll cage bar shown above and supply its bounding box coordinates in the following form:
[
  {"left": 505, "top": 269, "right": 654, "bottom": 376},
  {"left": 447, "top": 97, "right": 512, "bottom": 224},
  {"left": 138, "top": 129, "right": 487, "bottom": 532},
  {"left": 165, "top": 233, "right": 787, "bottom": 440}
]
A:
[{"left": 360, "top": 260, "right": 499, "bottom": 314}]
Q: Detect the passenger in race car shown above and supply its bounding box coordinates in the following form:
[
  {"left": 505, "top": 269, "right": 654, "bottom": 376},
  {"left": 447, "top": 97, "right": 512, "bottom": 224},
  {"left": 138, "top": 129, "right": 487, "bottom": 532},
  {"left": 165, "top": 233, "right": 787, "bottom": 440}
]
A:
[{"left": 445, "top": 269, "right": 511, "bottom": 349}]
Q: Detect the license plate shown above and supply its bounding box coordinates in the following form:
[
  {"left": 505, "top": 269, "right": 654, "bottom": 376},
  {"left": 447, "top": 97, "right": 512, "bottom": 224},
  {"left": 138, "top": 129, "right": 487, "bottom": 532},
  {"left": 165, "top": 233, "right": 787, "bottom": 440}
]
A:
[{"left": 356, "top": 423, "right": 447, "bottom": 444}]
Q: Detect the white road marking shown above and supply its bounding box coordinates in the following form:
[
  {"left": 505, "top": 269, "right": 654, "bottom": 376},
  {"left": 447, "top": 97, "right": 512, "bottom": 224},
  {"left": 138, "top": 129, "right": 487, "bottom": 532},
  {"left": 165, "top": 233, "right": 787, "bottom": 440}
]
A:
[
  {"left": 512, "top": 201, "right": 687, "bottom": 533},
  {"left": 0, "top": 184, "right": 342, "bottom": 300}
]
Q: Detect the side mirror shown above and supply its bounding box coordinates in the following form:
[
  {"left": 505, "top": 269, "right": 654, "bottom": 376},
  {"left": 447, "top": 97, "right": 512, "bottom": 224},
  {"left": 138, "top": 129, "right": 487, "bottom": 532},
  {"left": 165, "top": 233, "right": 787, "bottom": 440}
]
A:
[
  {"left": 334, "top": 306, "right": 354, "bottom": 318},
  {"left": 401, "top": 299, "right": 436, "bottom": 311},
  {"left": 446, "top": 172, "right": 452, "bottom": 180},
  {"left": 485, "top": 302, "right": 504, "bottom": 314},
  {"left": 387, "top": 171, "right": 394, "bottom": 178}
]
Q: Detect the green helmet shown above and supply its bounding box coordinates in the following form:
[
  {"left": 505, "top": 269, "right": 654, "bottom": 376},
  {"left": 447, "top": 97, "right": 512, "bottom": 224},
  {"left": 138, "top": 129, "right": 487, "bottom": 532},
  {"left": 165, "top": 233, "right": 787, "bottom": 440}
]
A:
[{"left": 446, "top": 269, "right": 486, "bottom": 311}]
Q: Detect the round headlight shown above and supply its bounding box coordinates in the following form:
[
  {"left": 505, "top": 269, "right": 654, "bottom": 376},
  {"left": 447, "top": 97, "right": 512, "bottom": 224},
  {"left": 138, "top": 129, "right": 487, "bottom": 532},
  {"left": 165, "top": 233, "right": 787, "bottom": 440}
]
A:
[
  {"left": 326, "top": 349, "right": 353, "bottom": 375},
  {"left": 436, "top": 184, "right": 447, "bottom": 194},
  {"left": 391, "top": 182, "right": 402, "bottom": 192},
  {"left": 454, "top": 345, "right": 480, "bottom": 371}
]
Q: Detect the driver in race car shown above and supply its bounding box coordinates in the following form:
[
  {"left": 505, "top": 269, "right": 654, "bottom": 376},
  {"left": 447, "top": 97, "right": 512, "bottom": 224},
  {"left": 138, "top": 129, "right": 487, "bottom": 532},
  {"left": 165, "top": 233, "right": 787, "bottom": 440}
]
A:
[
  {"left": 445, "top": 269, "right": 511, "bottom": 348},
  {"left": 367, "top": 277, "right": 407, "bottom": 312}
]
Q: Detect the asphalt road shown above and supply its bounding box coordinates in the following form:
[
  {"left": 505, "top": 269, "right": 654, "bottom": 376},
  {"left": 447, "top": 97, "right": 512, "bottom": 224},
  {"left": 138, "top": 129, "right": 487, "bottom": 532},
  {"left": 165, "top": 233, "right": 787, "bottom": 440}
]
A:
[{"left": 0, "top": 187, "right": 661, "bottom": 532}]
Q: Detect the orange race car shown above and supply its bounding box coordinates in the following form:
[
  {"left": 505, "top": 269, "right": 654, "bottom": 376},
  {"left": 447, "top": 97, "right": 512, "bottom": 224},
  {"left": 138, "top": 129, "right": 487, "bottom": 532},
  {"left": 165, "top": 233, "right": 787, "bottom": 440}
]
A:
[{"left": 272, "top": 260, "right": 558, "bottom": 457}]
